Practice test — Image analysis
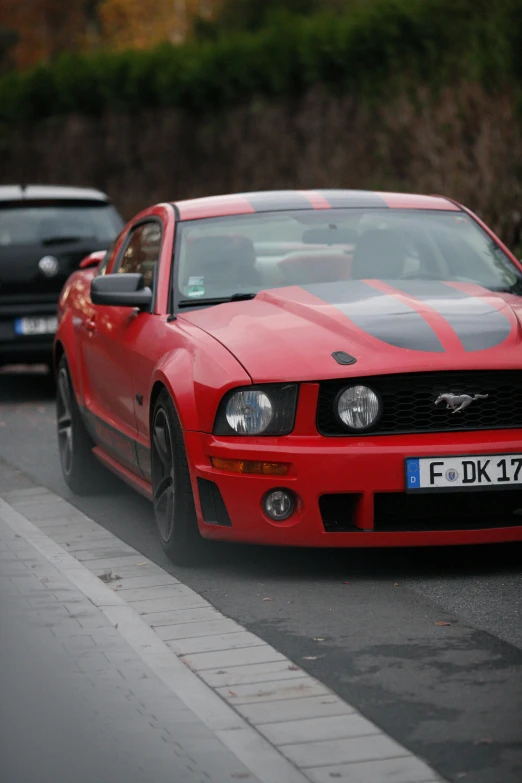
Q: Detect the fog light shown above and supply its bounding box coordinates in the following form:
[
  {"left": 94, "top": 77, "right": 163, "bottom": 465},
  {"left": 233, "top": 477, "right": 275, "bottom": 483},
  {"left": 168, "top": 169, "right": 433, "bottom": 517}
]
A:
[{"left": 263, "top": 489, "right": 295, "bottom": 521}]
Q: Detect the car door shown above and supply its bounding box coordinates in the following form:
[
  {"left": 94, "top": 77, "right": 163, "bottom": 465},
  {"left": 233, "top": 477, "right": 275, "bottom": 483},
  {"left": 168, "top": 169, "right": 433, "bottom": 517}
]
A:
[{"left": 81, "top": 219, "right": 162, "bottom": 472}]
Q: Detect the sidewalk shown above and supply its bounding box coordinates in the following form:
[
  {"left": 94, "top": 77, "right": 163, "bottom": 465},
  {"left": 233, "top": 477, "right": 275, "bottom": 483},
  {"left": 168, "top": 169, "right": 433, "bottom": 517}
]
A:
[{"left": 0, "top": 460, "right": 445, "bottom": 783}]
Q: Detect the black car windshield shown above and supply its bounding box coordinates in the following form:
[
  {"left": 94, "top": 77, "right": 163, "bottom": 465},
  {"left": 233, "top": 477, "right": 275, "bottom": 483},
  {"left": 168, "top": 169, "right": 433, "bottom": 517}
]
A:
[
  {"left": 174, "top": 208, "right": 522, "bottom": 306},
  {"left": 0, "top": 202, "right": 124, "bottom": 247}
]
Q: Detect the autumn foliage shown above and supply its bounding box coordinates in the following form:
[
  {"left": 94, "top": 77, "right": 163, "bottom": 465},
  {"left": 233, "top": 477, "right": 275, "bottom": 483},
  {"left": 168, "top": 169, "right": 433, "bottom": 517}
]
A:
[{"left": 0, "top": 0, "right": 219, "bottom": 70}]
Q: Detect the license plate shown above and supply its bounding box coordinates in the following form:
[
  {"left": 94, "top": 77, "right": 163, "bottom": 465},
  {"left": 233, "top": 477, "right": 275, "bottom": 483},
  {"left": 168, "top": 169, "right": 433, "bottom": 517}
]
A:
[
  {"left": 405, "top": 453, "right": 522, "bottom": 491},
  {"left": 14, "top": 316, "right": 58, "bottom": 336}
]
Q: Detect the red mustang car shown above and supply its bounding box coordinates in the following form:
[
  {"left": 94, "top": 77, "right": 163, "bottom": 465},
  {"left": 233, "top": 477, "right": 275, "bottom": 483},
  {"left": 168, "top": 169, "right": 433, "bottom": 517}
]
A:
[{"left": 55, "top": 190, "right": 522, "bottom": 563}]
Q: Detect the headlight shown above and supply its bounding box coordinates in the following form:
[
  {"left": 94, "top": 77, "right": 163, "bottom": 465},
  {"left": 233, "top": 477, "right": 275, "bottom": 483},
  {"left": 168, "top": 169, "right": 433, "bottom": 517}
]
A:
[
  {"left": 214, "top": 384, "right": 298, "bottom": 436},
  {"left": 226, "top": 390, "right": 273, "bottom": 434},
  {"left": 336, "top": 385, "right": 380, "bottom": 430}
]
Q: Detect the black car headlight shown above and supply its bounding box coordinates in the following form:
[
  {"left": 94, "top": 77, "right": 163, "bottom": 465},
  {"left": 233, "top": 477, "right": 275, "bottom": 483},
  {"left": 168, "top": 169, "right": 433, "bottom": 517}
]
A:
[{"left": 214, "top": 384, "right": 298, "bottom": 436}]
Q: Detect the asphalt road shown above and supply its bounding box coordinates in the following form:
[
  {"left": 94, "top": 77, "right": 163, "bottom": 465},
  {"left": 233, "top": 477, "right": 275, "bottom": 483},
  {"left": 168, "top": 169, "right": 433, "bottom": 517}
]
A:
[{"left": 1, "top": 366, "right": 521, "bottom": 783}]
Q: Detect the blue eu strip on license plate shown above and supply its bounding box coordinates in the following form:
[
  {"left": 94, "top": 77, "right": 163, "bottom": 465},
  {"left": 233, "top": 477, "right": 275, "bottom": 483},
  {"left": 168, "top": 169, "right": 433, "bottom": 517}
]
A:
[{"left": 406, "top": 458, "right": 421, "bottom": 490}]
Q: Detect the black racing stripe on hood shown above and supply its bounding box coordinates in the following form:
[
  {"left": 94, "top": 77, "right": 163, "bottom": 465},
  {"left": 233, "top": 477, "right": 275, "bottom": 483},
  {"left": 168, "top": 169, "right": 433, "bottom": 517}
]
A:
[
  {"left": 390, "top": 281, "right": 512, "bottom": 351},
  {"left": 317, "top": 190, "right": 388, "bottom": 209},
  {"left": 242, "top": 191, "right": 314, "bottom": 212},
  {"left": 302, "top": 281, "right": 445, "bottom": 353}
]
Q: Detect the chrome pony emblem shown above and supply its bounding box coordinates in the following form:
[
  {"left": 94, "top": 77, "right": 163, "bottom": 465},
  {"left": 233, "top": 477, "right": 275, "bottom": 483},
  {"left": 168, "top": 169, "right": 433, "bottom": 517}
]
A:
[{"left": 434, "top": 392, "right": 488, "bottom": 414}]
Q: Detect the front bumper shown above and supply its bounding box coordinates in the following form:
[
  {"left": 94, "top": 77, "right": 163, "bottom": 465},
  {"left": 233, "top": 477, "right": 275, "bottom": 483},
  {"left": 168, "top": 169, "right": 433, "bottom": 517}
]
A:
[{"left": 185, "top": 428, "right": 522, "bottom": 547}]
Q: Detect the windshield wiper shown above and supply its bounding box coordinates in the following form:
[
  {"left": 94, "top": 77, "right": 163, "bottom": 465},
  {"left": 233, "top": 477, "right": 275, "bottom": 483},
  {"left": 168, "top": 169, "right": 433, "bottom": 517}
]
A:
[
  {"left": 487, "top": 282, "right": 522, "bottom": 295},
  {"left": 178, "top": 293, "right": 257, "bottom": 308}
]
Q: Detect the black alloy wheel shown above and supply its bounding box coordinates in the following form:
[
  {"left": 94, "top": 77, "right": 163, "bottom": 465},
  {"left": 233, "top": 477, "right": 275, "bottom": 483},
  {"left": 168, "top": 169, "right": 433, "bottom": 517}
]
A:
[
  {"left": 151, "top": 390, "right": 206, "bottom": 565},
  {"left": 56, "top": 356, "right": 106, "bottom": 495}
]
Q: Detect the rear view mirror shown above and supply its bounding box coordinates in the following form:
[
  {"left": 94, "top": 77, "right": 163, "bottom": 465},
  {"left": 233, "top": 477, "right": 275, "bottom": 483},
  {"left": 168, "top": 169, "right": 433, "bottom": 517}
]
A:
[
  {"left": 302, "top": 228, "right": 358, "bottom": 245},
  {"left": 91, "top": 273, "right": 153, "bottom": 309}
]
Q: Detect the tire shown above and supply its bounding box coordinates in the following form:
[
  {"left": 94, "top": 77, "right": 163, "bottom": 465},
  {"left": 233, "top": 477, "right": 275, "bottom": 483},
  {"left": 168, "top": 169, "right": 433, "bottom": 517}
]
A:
[
  {"left": 151, "top": 390, "right": 207, "bottom": 566},
  {"left": 56, "top": 356, "right": 107, "bottom": 495}
]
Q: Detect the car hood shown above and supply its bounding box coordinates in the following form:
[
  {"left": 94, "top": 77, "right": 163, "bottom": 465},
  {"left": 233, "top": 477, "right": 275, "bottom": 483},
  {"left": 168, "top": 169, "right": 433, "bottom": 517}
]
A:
[{"left": 181, "top": 280, "right": 522, "bottom": 383}]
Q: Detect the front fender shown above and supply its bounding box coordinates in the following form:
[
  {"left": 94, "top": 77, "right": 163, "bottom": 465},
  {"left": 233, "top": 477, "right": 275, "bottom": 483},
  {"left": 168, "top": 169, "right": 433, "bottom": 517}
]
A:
[{"left": 152, "top": 332, "right": 251, "bottom": 433}]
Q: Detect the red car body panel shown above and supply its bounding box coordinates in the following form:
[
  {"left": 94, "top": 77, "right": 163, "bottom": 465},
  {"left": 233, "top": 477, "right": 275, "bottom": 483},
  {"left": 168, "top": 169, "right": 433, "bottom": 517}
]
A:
[{"left": 55, "top": 190, "right": 522, "bottom": 548}]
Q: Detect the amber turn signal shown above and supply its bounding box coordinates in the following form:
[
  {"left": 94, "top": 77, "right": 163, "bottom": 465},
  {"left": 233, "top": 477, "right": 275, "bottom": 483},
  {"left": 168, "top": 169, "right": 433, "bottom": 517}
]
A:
[{"left": 211, "top": 457, "right": 289, "bottom": 475}]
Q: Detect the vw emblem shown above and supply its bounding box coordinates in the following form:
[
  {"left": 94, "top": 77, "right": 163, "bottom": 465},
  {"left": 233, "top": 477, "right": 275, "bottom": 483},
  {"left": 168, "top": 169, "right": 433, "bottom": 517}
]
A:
[
  {"left": 38, "top": 255, "right": 59, "bottom": 278},
  {"left": 446, "top": 468, "right": 459, "bottom": 482}
]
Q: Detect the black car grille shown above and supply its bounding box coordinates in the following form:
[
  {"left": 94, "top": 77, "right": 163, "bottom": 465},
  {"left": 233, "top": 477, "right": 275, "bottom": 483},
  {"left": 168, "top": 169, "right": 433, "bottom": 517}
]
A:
[
  {"left": 317, "top": 371, "right": 522, "bottom": 436},
  {"left": 374, "top": 490, "right": 522, "bottom": 531}
]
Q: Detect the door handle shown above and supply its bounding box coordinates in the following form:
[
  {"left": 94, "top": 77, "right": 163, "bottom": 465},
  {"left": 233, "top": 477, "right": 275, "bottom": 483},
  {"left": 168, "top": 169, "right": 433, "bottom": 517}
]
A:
[{"left": 85, "top": 317, "right": 97, "bottom": 333}]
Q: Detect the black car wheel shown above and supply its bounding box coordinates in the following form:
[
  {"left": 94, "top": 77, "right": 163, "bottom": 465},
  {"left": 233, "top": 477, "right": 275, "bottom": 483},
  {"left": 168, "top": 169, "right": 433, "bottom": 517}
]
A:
[
  {"left": 56, "top": 356, "right": 106, "bottom": 495},
  {"left": 151, "top": 390, "right": 206, "bottom": 565}
]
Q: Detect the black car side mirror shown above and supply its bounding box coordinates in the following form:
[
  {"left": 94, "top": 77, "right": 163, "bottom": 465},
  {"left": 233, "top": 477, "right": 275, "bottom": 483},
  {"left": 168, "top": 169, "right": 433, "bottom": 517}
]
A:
[{"left": 91, "top": 273, "right": 153, "bottom": 309}]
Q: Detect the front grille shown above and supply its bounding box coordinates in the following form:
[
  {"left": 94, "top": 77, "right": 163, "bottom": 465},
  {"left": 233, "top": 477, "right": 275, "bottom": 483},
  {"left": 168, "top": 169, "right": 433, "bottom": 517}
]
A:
[
  {"left": 375, "top": 490, "right": 522, "bottom": 531},
  {"left": 317, "top": 371, "right": 522, "bottom": 436}
]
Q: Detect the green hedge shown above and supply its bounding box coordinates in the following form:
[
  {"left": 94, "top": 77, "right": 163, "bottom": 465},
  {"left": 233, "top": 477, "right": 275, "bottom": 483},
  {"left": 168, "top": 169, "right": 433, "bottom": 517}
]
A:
[{"left": 0, "top": 0, "right": 521, "bottom": 123}]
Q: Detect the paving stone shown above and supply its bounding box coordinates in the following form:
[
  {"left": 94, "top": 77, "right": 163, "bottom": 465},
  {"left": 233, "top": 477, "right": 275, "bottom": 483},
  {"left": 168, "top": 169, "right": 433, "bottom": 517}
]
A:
[
  {"left": 132, "top": 596, "right": 210, "bottom": 617},
  {"left": 182, "top": 645, "right": 286, "bottom": 672},
  {"left": 156, "top": 618, "right": 241, "bottom": 642},
  {"left": 281, "top": 735, "right": 409, "bottom": 768},
  {"left": 169, "top": 631, "right": 265, "bottom": 656},
  {"left": 217, "top": 678, "right": 329, "bottom": 706},
  {"left": 306, "top": 756, "right": 444, "bottom": 783},
  {"left": 236, "top": 695, "right": 353, "bottom": 725},
  {"left": 73, "top": 651, "right": 114, "bottom": 673},
  {"left": 201, "top": 661, "right": 306, "bottom": 688},
  {"left": 76, "top": 545, "right": 138, "bottom": 561},
  {"left": 69, "top": 555, "right": 151, "bottom": 571},
  {"left": 146, "top": 607, "right": 222, "bottom": 628},
  {"left": 110, "top": 584, "right": 191, "bottom": 603},
  {"left": 112, "top": 574, "right": 180, "bottom": 590},
  {"left": 12, "top": 502, "right": 79, "bottom": 521},
  {"left": 259, "top": 714, "right": 379, "bottom": 746},
  {"left": 90, "top": 562, "right": 167, "bottom": 579}
]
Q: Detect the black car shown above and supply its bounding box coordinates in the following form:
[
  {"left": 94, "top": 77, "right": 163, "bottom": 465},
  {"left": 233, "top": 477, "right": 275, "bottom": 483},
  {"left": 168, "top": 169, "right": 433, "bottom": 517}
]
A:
[{"left": 0, "top": 185, "right": 124, "bottom": 368}]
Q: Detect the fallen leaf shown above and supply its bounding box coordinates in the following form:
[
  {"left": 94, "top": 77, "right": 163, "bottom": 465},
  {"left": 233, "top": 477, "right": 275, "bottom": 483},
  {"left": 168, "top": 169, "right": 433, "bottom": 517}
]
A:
[
  {"left": 435, "top": 621, "right": 452, "bottom": 626},
  {"left": 394, "top": 582, "right": 399, "bottom": 586},
  {"left": 228, "top": 690, "right": 237, "bottom": 697},
  {"left": 303, "top": 655, "right": 326, "bottom": 661}
]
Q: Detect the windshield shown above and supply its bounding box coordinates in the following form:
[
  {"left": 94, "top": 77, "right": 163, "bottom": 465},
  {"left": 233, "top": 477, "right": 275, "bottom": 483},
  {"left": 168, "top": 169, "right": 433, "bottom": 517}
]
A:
[
  {"left": 174, "top": 208, "right": 522, "bottom": 306},
  {"left": 0, "top": 202, "right": 124, "bottom": 247}
]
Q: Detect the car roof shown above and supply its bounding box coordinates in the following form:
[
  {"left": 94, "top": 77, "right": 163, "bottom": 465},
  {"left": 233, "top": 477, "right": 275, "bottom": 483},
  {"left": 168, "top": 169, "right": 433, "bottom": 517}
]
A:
[
  {"left": 0, "top": 185, "right": 110, "bottom": 203},
  {"left": 172, "top": 189, "right": 460, "bottom": 221}
]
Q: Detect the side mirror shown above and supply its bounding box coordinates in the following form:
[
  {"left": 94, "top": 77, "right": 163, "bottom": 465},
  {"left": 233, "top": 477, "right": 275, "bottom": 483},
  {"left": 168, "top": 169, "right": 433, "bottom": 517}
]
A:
[
  {"left": 80, "top": 250, "right": 106, "bottom": 270},
  {"left": 91, "top": 273, "right": 153, "bottom": 309}
]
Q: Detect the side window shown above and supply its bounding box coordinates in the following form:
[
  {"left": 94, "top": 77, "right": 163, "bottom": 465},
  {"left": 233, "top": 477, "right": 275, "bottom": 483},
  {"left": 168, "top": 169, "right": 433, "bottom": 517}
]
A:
[{"left": 118, "top": 222, "right": 162, "bottom": 291}]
